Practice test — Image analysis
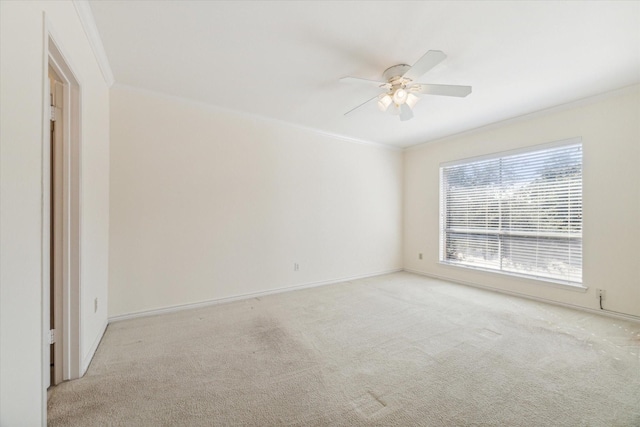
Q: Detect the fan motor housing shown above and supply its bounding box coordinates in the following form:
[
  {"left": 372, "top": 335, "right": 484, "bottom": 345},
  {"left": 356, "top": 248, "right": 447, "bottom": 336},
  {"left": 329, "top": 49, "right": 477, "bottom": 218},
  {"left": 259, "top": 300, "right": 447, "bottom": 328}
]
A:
[{"left": 383, "top": 64, "right": 412, "bottom": 83}]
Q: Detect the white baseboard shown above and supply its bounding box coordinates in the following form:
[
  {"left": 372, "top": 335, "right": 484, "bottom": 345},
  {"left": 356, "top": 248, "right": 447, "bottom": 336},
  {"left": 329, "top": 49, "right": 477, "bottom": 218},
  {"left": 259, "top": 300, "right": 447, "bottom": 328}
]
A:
[
  {"left": 109, "top": 268, "right": 403, "bottom": 323},
  {"left": 404, "top": 268, "right": 640, "bottom": 323},
  {"left": 81, "top": 319, "right": 108, "bottom": 375}
]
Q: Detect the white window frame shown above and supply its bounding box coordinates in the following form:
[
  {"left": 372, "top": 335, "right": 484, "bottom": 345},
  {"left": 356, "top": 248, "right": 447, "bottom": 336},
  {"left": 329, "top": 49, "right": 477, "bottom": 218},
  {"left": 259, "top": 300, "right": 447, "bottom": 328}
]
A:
[{"left": 439, "top": 138, "right": 584, "bottom": 289}]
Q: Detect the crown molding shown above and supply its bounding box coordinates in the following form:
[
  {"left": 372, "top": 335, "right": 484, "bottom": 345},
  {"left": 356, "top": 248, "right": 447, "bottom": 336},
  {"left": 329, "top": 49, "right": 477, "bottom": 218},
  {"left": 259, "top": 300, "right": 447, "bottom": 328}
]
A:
[
  {"left": 112, "top": 83, "right": 403, "bottom": 152},
  {"left": 73, "top": 0, "right": 115, "bottom": 87},
  {"left": 405, "top": 83, "right": 640, "bottom": 152}
]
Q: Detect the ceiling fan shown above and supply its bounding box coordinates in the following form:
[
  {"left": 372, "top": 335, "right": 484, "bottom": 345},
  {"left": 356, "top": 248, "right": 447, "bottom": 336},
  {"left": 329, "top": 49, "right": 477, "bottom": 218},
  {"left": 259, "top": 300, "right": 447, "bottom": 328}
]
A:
[{"left": 340, "top": 50, "right": 471, "bottom": 121}]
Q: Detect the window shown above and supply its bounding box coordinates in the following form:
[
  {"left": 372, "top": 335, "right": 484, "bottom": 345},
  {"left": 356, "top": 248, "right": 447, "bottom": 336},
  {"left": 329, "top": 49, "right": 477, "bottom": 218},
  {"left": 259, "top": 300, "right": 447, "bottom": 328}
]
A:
[{"left": 440, "top": 140, "right": 582, "bottom": 286}]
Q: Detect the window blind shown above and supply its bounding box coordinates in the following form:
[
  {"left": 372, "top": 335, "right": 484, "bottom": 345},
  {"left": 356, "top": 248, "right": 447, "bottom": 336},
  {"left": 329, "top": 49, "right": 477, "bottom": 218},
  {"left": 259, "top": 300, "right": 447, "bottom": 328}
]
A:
[{"left": 440, "top": 141, "right": 582, "bottom": 285}]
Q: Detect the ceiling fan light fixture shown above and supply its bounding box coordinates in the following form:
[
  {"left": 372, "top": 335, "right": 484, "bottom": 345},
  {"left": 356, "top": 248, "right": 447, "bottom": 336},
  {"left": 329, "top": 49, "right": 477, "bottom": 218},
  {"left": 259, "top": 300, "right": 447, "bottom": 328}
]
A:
[
  {"left": 377, "top": 94, "right": 392, "bottom": 112},
  {"left": 406, "top": 93, "right": 419, "bottom": 109},
  {"left": 392, "top": 88, "right": 408, "bottom": 105},
  {"left": 341, "top": 50, "right": 471, "bottom": 120}
]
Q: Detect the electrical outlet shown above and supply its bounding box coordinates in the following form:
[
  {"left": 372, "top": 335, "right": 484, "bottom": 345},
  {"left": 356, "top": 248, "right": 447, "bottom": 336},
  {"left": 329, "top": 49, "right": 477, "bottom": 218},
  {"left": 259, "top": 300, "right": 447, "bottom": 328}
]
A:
[
  {"left": 294, "top": 263, "right": 299, "bottom": 272},
  {"left": 418, "top": 253, "right": 423, "bottom": 260},
  {"left": 94, "top": 298, "right": 98, "bottom": 313},
  {"left": 596, "top": 289, "right": 606, "bottom": 301}
]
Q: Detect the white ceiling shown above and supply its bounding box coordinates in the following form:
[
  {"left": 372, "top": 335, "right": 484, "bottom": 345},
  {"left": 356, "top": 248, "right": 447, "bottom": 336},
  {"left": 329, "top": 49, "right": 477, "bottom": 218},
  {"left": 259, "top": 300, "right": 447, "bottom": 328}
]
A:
[{"left": 88, "top": 1, "right": 640, "bottom": 148}]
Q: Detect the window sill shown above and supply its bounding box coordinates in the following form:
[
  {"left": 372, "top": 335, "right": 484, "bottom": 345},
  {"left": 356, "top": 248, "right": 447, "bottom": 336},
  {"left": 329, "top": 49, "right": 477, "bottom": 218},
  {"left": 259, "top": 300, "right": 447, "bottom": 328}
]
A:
[{"left": 438, "top": 261, "right": 588, "bottom": 293}]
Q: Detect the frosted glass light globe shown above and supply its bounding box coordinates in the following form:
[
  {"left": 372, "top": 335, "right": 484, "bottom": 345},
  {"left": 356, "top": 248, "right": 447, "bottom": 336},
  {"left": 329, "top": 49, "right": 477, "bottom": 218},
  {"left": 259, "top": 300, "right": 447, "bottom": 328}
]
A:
[{"left": 393, "top": 88, "right": 408, "bottom": 104}]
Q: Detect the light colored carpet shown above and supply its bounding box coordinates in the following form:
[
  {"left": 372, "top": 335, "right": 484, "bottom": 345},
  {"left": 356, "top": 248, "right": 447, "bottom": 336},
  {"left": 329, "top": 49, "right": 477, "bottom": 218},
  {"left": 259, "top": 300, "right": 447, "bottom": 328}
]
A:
[{"left": 48, "top": 272, "right": 640, "bottom": 426}]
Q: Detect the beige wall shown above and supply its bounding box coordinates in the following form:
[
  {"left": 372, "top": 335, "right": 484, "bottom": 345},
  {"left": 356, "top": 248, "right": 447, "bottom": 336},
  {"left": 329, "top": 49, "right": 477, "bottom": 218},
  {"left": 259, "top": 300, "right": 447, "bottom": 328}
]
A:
[
  {"left": 0, "top": 1, "right": 110, "bottom": 424},
  {"left": 108, "top": 86, "right": 403, "bottom": 317},
  {"left": 404, "top": 85, "right": 640, "bottom": 317}
]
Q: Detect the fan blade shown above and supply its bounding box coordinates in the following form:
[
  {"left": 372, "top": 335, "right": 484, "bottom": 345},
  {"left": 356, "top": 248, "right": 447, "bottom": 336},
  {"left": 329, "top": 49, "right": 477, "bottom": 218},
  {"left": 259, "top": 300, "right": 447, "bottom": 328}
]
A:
[
  {"left": 399, "top": 103, "right": 413, "bottom": 121},
  {"left": 409, "top": 83, "right": 472, "bottom": 97},
  {"left": 340, "top": 76, "right": 391, "bottom": 90},
  {"left": 344, "top": 95, "right": 378, "bottom": 116},
  {"left": 402, "top": 50, "right": 447, "bottom": 81}
]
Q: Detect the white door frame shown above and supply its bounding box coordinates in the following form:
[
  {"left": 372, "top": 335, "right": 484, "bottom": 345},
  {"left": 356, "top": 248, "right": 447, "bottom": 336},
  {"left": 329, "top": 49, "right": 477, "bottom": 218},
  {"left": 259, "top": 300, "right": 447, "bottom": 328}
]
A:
[
  {"left": 42, "top": 16, "right": 82, "bottom": 403},
  {"left": 48, "top": 69, "right": 64, "bottom": 387}
]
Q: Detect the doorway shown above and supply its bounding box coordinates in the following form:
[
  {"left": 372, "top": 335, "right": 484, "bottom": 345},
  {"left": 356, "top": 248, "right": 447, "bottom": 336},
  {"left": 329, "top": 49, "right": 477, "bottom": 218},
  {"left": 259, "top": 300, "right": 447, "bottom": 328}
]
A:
[{"left": 43, "top": 34, "right": 82, "bottom": 393}]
